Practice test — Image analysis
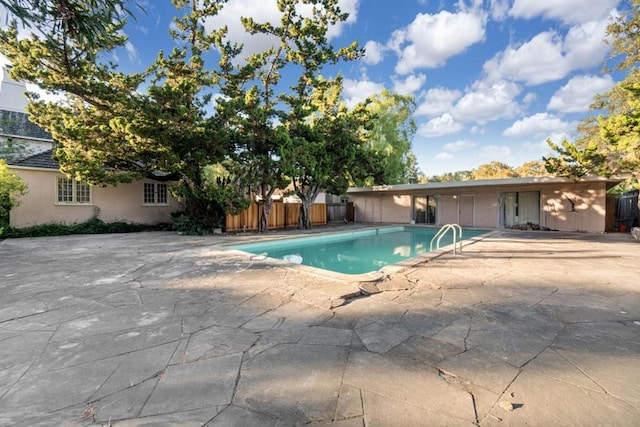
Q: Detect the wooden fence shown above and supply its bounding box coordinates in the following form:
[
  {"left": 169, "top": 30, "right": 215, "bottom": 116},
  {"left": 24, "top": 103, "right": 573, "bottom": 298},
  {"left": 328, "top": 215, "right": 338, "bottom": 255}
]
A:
[
  {"left": 225, "top": 201, "right": 327, "bottom": 231},
  {"left": 326, "top": 202, "right": 354, "bottom": 223}
]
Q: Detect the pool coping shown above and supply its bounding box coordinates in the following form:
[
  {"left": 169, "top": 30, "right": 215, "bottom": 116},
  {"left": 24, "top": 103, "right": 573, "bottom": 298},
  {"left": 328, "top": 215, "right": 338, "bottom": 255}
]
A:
[{"left": 224, "top": 225, "right": 501, "bottom": 283}]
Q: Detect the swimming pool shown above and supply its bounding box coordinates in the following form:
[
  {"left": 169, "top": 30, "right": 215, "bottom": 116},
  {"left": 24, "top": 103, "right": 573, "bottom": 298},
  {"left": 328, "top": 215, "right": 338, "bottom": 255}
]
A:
[{"left": 231, "top": 226, "right": 490, "bottom": 275}]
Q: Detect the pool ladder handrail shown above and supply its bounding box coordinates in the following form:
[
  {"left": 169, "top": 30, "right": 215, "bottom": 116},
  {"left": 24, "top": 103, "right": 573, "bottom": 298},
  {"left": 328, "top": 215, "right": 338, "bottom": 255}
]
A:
[{"left": 430, "top": 223, "right": 463, "bottom": 254}]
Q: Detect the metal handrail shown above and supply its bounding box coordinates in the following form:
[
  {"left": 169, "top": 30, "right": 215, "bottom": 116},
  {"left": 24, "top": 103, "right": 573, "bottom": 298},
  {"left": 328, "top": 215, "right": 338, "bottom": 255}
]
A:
[{"left": 430, "top": 224, "right": 463, "bottom": 254}]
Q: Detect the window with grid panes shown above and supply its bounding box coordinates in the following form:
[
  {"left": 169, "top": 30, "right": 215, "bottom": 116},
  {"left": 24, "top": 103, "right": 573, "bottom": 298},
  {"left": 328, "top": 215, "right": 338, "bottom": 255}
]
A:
[
  {"left": 143, "top": 183, "right": 168, "bottom": 205},
  {"left": 57, "top": 177, "right": 91, "bottom": 204}
]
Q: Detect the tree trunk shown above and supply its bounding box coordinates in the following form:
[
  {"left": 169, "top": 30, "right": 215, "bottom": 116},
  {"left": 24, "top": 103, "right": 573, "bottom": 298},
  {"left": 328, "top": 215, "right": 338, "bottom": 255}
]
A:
[
  {"left": 299, "top": 198, "right": 312, "bottom": 230},
  {"left": 259, "top": 195, "right": 273, "bottom": 233},
  {"left": 296, "top": 184, "right": 319, "bottom": 230}
]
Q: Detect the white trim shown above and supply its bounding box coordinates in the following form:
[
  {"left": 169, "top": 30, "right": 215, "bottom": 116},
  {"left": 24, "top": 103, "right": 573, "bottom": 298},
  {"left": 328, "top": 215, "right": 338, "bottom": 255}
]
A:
[
  {"left": 457, "top": 194, "right": 475, "bottom": 227},
  {"left": 6, "top": 165, "right": 57, "bottom": 172},
  {"left": 0, "top": 133, "right": 53, "bottom": 143},
  {"left": 56, "top": 177, "right": 92, "bottom": 205},
  {"left": 142, "top": 182, "right": 169, "bottom": 206},
  {"left": 347, "top": 175, "right": 627, "bottom": 194}
]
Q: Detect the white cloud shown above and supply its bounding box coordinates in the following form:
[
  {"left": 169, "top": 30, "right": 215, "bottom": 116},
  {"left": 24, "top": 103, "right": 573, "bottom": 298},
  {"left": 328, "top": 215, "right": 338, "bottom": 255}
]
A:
[
  {"left": 483, "top": 17, "right": 610, "bottom": 86},
  {"left": 442, "top": 140, "right": 477, "bottom": 151},
  {"left": 391, "top": 73, "right": 426, "bottom": 95},
  {"left": 386, "top": 29, "right": 405, "bottom": 56},
  {"left": 452, "top": 80, "right": 521, "bottom": 124},
  {"left": 523, "top": 92, "right": 537, "bottom": 103},
  {"left": 546, "top": 131, "right": 573, "bottom": 145},
  {"left": 204, "top": 0, "right": 358, "bottom": 61},
  {"left": 503, "top": 113, "right": 570, "bottom": 137},
  {"left": 343, "top": 78, "right": 385, "bottom": 108},
  {"left": 516, "top": 131, "right": 572, "bottom": 164},
  {"left": 363, "top": 40, "right": 385, "bottom": 65},
  {"left": 489, "top": 0, "right": 510, "bottom": 20},
  {"left": 327, "top": 0, "right": 359, "bottom": 39},
  {"left": 25, "top": 83, "right": 70, "bottom": 105},
  {"left": 483, "top": 32, "right": 567, "bottom": 85},
  {"left": 394, "top": 9, "right": 486, "bottom": 74},
  {"left": 125, "top": 41, "right": 138, "bottom": 63},
  {"left": 563, "top": 19, "right": 612, "bottom": 70},
  {"left": 547, "top": 74, "right": 616, "bottom": 113},
  {"left": 509, "top": 0, "right": 618, "bottom": 25},
  {"left": 417, "top": 113, "right": 463, "bottom": 137},
  {"left": 480, "top": 145, "right": 512, "bottom": 160},
  {"left": 435, "top": 152, "right": 454, "bottom": 160},
  {"left": 415, "top": 87, "right": 462, "bottom": 117}
]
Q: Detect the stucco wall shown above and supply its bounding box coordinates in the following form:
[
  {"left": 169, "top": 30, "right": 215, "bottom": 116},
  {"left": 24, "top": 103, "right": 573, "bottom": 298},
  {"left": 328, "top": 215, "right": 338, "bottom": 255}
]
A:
[
  {"left": 349, "top": 180, "right": 610, "bottom": 233},
  {"left": 474, "top": 192, "right": 499, "bottom": 227},
  {"left": 350, "top": 194, "right": 412, "bottom": 223},
  {"left": 9, "top": 168, "right": 182, "bottom": 227},
  {"left": 540, "top": 183, "right": 607, "bottom": 233},
  {"left": 438, "top": 195, "right": 457, "bottom": 225}
]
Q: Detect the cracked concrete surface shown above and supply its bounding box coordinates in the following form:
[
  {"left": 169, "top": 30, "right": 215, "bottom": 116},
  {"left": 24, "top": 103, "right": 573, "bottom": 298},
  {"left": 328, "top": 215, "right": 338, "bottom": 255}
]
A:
[{"left": 0, "top": 229, "right": 639, "bottom": 426}]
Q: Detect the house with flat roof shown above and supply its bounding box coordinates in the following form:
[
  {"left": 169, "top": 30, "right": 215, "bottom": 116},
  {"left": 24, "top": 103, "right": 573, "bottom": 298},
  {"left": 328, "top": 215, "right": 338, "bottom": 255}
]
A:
[{"left": 347, "top": 175, "right": 625, "bottom": 233}]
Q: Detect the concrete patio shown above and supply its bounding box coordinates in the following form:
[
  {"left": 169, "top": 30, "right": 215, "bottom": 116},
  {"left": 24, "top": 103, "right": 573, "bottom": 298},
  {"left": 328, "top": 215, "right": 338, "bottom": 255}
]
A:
[{"left": 0, "top": 229, "right": 639, "bottom": 426}]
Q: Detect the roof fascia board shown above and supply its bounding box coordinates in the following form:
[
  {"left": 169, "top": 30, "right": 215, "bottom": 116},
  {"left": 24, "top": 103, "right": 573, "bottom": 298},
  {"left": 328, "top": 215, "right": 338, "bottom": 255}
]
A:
[{"left": 347, "top": 175, "right": 627, "bottom": 194}]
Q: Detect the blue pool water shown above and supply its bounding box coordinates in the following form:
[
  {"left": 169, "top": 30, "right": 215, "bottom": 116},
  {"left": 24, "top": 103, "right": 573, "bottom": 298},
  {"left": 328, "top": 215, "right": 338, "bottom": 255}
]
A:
[{"left": 231, "top": 226, "right": 489, "bottom": 275}]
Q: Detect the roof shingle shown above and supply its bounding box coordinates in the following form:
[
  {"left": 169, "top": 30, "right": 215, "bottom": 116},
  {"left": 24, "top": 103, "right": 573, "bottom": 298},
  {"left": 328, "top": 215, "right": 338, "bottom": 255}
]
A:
[
  {"left": 0, "top": 109, "right": 52, "bottom": 140},
  {"left": 10, "top": 149, "right": 59, "bottom": 169}
]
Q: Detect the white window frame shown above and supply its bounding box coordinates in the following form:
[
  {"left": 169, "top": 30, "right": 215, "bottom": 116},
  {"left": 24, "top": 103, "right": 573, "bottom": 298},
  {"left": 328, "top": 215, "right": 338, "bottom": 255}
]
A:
[
  {"left": 143, "top": 182, "right": 169, "bottom": 206},
  {"left": 56, "top": 177, "right": 92, "bottom": 205}
]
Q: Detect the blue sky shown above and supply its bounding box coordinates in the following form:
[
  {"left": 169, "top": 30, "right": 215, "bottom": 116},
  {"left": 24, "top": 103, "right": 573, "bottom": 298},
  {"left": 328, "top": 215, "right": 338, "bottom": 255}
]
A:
[{"left": 1, "top": 0, "right": 627, "bottom": 176}]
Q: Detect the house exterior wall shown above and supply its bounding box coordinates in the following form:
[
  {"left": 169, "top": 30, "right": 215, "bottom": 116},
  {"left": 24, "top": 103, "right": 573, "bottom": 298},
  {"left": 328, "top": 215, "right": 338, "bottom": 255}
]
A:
[
  {"left": 350, "top": 194, "right": 412, "bottom": 223},
  {"left": 540, "top": 183, "right": 607, "bottom": 232},
  {"left": 349, "top": 180, "right": 610, "bottom": 233},
  {"left": 8, "top": 168, "right": 181, "bottom": 227}
]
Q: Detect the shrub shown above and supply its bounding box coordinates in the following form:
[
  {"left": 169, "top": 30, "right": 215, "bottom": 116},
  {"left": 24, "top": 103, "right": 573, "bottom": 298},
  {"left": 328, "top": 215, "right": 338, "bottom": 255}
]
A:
[
  {"left": 171, "top": 212, "right": 215, "bottom": 235},
  {"left": 2, "top": 218, "right": 168, "bottom": 238},
  {"left": 0, "top": 159, "right": 28, "bottom": 234}
]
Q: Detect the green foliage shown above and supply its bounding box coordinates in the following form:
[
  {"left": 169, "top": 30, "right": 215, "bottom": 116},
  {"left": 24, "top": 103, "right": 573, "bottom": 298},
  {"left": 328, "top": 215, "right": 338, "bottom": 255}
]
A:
[
  {"left": 0, "top": 0, "right": 232, "bottom": 224},
  {"left": 0, "top": 0, "right": 140, "bottom": 51},
  {"left": 514, "top": 160, "right": 552, "bottom": 177},
  {"left": 404, "top": 152, "right": 426, "bottom": 183},
  {"left": 215, "top": 0, "right": 364, "bottom": 231},
  {"left": 2, "top": 217, "right": 164, "bottom": 239},
  {"left": 363, "top": 90, "right": 418, "bottom": 185},
  {"left": 0, "top": 159, "right": 28, "bottom": 231},
  {"left": 170, "top": 212, "right": 212, "bottom": 235},
  {"left": 280, "top": 76, "right": 373, "bottom": 229},
  {"left": 428, "top": 170, "right": 472, "bottom": 182},
  {"left": 170, "top": 163, "right": 250, "bottom": 232},
  {"left": 545, "top": 1, "right": 640, "bottom": 186},
  {"left": 1, "top": 0, "right": 381, "bottom": 234},
  {"left": 472, "top": 161, "right": 518, "bottom": 180},
  {"left": 429, "top": 159, "right": 551, "bottom": 182},
  {"left": 605, "top": 0, "right": 640, "bottom": 71}
]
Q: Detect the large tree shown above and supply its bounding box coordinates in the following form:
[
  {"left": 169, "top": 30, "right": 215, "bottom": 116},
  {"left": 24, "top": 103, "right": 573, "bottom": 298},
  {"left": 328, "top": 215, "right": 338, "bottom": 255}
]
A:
[
  {"left": 472, "top": 161, "right": 518, "bottom": 180},
  {"left": 0, "top": 1, "right": 239, "bottom": 229},
  {"left": 514, "top": 160, "right": 552, "bottom": 177},
  {"left": 545, "top": 0, "right": 640, "bottom": 185},
  {"left": 281, "top": 77, "right": 372, "bottom": 229},
  {"left": 363, "top": 90, "right": 417, "bottom": 185},
  {"left": 214, "top": 0, "right": 363, "bottom": 232},
  {"left": 2, "top": 0, "right": 377, "bottom": 233},
  {"left": 0, "top": 0, "right": 139, "bottom": 50}
]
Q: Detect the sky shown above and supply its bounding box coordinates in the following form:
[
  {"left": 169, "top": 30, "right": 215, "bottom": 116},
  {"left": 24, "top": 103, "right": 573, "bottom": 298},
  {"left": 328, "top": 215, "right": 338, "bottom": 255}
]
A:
[{"left": 0, "top": 0, "right": 628, "bottom": 176}]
